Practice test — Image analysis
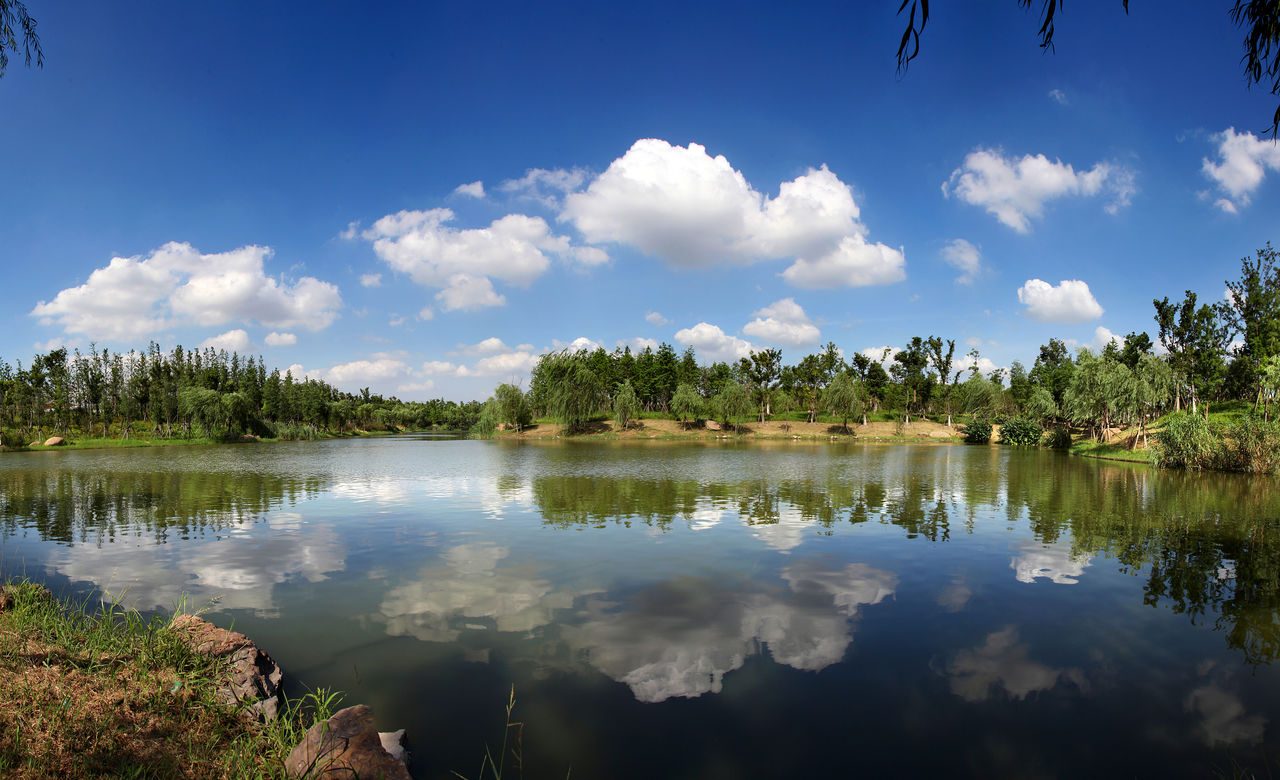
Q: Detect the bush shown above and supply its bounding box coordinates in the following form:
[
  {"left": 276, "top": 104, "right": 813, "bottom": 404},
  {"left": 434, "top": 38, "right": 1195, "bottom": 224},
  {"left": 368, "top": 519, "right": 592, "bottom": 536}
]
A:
[
  {"left": 265, "top": 421, "right": 320, "bottom": 441},
  {"left": 999, "top": 417, "right": 1043, "bottom": 447},
  {"left": 1152, "top": 412, "right": 1215, "bottom": 469},
  {"left": 0, "top": 428, "right": 28, "bottom": 449},
  {"left": 1216, "top": 414, "right": 1280, "bottom": 474},
  {"left": 961, "top": 419, "right": 992, "bottom": 444},
  {"left": 1044, "top": 426, "right": 1072, "bottom": 450}
]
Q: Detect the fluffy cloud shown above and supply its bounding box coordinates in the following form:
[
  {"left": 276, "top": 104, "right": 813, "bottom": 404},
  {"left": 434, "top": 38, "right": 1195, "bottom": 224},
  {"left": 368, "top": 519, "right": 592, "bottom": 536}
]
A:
[
  {"left": 860, "top": 346, "right": 895, "bottom": 368},
  {"left": 453, "top": 180, "right": 485, "bottom": 198},
  {"left": 1202, "top": 127, "right": 1280, "bottom": 213},
  {"left": 458, "top": 350, "right": 539, "bottom": 378},
  {"left": 940, "top": 238, "right": 983, "bottom": 285},
  {"left": 1090, "top": 326, "right": 1123, "bottom": 351},
  {"left": 952, "top": 354, "right": 1001, "bottom": 377},
  {"left": 1012, "top": 540, "right": 1092, "bottom": 585},
  {"left": 421, "top": 360, "right": 459, "bottom": 375},
  {"left": 435, "top": 274, "right": 505, "bottom": 311},
  {"left": 360, "top": 273, "right": 382, "bottom": 288},
  {"left": 944, "top": 148, "right": 1136, "bottom": 232},
  {"left": 361, "top": 209, "right": 603, "bottom": 312},
  {"left": 944, "top": 626, "right": 1086, "bottom": 702},
  {"left": 1016, "top": 279, "right": 1104, "bottom": 323},
  {"left": 742, "top": 298, "right": 821, "bottom": 348},
  {"left": 31, "top": 242, "right": 342, "bottom": 341},
  {"left": 778, "top": 235, "right": 906, "bottom": 288},
  {"left": 324, "top": 358, "right": 414, "bottom": 385},
  {"left": 200, "top": 329, "right": 252, "bottom": 353},
  {"left": 553, "top": 336, "right": 602, "bottom": 353},
  {"left": 561, "top": 139, "right": 904, "bottom": 287},
  {"left": 674, "top": 322, "right": 753, "bottom": 363},
  {"left": 645, "top": 311, "right": 669, "bottom": 327},
  {"left": 459, "top": 337, "right": 510, "bottom": 355},
  {"left": 264, "top": 331, "right": 296, "bottom": 347}
]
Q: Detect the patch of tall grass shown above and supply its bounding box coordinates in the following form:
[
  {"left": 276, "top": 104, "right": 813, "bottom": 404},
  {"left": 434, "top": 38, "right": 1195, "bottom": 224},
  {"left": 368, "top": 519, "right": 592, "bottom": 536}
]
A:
[
  {"left": 1152, "top": 411, "right": 1280, "bottom": 474},
  {"left": 0, "top": 578, "right": 342, "bottom": 778}
]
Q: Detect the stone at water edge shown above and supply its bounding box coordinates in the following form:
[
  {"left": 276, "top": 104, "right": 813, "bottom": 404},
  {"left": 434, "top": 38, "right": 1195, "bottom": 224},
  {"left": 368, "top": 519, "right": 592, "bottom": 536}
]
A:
[
  {"left": 169, "top": 614, "right": 283, "bottom": 722},
  {"left": 285, "top": 704, "right": 411, "bottom": 780},
  {"left": 379, "top": 729, "right": 408, "bottom": 763},
  {"left": 42, "top": 436, "right": 65, "bottom": 446}
]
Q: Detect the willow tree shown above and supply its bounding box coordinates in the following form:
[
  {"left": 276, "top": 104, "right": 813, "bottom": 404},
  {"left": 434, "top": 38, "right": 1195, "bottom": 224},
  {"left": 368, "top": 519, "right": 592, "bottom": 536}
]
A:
[
  {"left": 823, "top": 372, "right": 866, "bottom": 432},
  {"left": 712, "top": 382, "right": 752, "bottom": 433},
  {"left": 1123, "top": 353, "right": 1174, "bottom": 448},
  {"left": 493, "top": 382, "right": 531, "bottom": 432},
  {"left": 530, "top": 350, "right": 606, "bottom": 434},
  {"left": 613, "top": 380, "right": 640, "bottom": 430},
  {"left": 671, "top": 382, "right": 700, "bottom": 424}
]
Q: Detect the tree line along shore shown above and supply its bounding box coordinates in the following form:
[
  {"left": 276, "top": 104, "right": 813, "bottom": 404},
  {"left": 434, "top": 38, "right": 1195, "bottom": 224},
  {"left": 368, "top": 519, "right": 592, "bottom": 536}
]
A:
[{"left": 476, "top": 244, "right": 1280, "bottom": 474}]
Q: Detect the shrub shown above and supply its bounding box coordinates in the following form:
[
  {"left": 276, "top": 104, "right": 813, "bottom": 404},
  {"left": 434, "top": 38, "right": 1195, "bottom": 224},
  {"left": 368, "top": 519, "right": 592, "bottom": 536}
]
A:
[
  {"left": 1216, "top": 414, "right": 1280, "bottom": 474},
  {"left": 0, "top": 428, "right": 28, "bottom": 449},
  {"left": 1044, "top": 426, "right": 1072, "bottom": 450},
  {"left": 999, "top": 417, "right": 1043, "bottom": 447},
  {"left": 1152, "top": 412, "right": 1215, "bottom": 469},
  {"left": 962, "top": 419, "right": 992, "bottom": 444}
]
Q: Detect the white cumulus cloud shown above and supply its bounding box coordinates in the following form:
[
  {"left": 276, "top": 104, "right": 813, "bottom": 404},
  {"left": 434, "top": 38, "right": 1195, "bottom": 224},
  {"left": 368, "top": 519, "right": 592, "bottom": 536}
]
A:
[
  {"left": 324, "top": 358, "right": 414, "bottom": 386},
  {"left": 1202, "top": 127, "right": 1280, "bottom": 213},
  {"left": 264, "top": 331, "right": 297, "bottom": 347},
  {"left": 360, "top": 273, "right": 383, "bottom": 288},
  {"left": 943, "top": 148, "right": 1136, "bottom": 232},
  {"left": 1017, "top": 279, "right": 1104, "bottom": 323},
  {"left": 562, "top": 139, "right": 904, "bottom": 287},
  {"left": 200, "top": 329, "right": 253, "bottom": 353},
  {"left": 742, "top": 298, "right": 821, "bottom": 349},
  {"left": 31, "top": 242, "right": 342, "bottom": 342},
  {"left": 940, "top": 238, "right": 983, "bottom": 285},
  {"left": 645, "top": 311, "right": 669, "bottom": 327},
  {"left": 460, "top": 337, "right": 510, "bottom": 355},
  {"left": 1091, "top": 326, "right": 1123, "bottom": 351},
  {"left": 674, "top": 322, "right": 754, "bottom": 363},
  {"left": 361, "top": 208, "right": 602, "bottom": 312}
]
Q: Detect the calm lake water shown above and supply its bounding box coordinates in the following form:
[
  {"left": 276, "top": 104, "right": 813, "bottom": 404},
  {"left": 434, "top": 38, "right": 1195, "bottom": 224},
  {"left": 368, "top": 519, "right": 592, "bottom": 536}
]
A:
[{"left": 3, "top": 436, "right": 1280, "bottom": 778}]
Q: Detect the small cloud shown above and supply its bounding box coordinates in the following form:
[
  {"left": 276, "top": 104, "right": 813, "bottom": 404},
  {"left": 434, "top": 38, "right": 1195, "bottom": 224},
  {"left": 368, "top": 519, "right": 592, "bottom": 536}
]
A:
[
  {"left": 941, "top": 239, "right": 983, "bottom": 285},
  {"left": 264, "top": 331, "right": 297, "bottom": 347},
  {"left": 1202, "top": 127, "right": 1280, "bottom": 213},
  {"left": 200, "top": 328, "right": 254, "bottom": 353},
  {"left": 360, "top": 273, "right": 383, "bottom": 288},
  {"left": 1016, "top": 279, "right": 1104, "bottom": 323},
  {"left": 340, "top": 221, "right": 361, "bottom": 240},
  {"left": 552, "top": 336, "right": 602, "bottom": 353},
  {"left": 1091, "top": 326, "right": 1122, "bottom": 351},
  {"left": 1048, "top": 88, "right": 1068, "bottom": 106},
  {"left": 453, "top": 181, "right": 485, "bottom": 199},
  {"left": 417, "top": 306, "right": 434, "bottom": 321},
  {"left": 645, "top": 311, "right": 669, "bottom": 327},
  {"left": 741, "top": 298, "right": 821, "bottom": 348},
  {"left": 616, "top": 337, "right": 660, "bottom": 353},
  {"left": 675, "top": 322, "right": 754, "bottom": 363}
]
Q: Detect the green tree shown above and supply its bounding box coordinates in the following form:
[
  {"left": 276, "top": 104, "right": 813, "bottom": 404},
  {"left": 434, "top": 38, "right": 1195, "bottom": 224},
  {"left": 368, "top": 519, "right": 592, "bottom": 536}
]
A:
[
  {"left": 823, "top": 372, "right": 865, "bottom": 432},
  {"left": 531, "top": 350, "right": 606, "bottom": 433},
  {"left": 1154, "top": 291, "right": 1229, "bottom": 414},
  {"left": 671, "top": 382, "right": 700, "bottom": 424},
  {"left": 493, "top": 382, "right": 531, "bottom": 432},
  {"left": 925, "top": 336, "right": 957, "bottom": 426},
  {"left": 612, "top": 379, "right": 640, "bottom": 430},
  {"left": 1218, "top": 243, "right": 1280, "bottom": 409},
  {"left": 1029, "top": 338, "right": 1075, "bottom": 409},
  {"left": 712, "top": 382, "right": 752, "bottom": 433},
  {"left": 892, "top": 337, "right": 932, "bottom": 424},
  {"left": 743, "top": 348, "right": 782, "bottom": 422}
]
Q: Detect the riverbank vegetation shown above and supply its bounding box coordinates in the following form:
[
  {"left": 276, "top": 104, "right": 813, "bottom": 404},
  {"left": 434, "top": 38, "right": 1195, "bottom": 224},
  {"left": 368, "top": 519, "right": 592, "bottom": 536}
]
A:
[
  {"left": 477, "top": 243, "right": 1280, "bottom": 473},
  {"left": 0, "top": 579, "right": 341, "bottom": 778},
  {"left": 0, "top": 343, "right": 484, "bottom": 450}
]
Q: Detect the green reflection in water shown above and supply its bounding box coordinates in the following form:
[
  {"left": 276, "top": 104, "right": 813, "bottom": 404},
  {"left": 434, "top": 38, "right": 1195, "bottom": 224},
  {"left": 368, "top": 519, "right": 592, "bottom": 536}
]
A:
[
  {"left": 0, "top": 468, "right": 325, "bottom": 545},
  {"left": 528, "top": 447, "right": 1280, "bottom": 663}
]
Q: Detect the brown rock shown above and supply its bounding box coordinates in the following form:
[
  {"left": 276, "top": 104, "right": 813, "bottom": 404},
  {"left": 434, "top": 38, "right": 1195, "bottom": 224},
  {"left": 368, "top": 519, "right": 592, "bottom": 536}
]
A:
[
  {"left": 285, "top": 705, "right": 411, "bottom": 779},
  {"left": 42, "top": 436, "right": 66, "bottom": 446},
  {"left": 170, "top": 614, "right": 283, "bottom": 721}
]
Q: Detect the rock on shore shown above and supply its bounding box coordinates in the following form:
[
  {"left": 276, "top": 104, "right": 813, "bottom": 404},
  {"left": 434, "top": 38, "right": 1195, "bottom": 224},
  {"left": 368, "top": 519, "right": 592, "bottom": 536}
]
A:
[
  {"left": 285, "top": 705, "right": 411, "bottom": 779},
  {"left": 170, "top": 614, "right": 284, "bottom": 722}
]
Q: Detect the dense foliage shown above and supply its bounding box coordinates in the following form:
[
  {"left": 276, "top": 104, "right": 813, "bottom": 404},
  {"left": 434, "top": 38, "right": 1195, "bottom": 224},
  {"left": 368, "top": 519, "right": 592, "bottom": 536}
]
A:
[
  {"left": 0, "top": 343, "right": 483, "bottom": 447},
  {"left": 999, "top": 417, "right": 1044, "bottom": 447},
  {"left": 962, "top": 419, "right": 992, "bottom": 444}
]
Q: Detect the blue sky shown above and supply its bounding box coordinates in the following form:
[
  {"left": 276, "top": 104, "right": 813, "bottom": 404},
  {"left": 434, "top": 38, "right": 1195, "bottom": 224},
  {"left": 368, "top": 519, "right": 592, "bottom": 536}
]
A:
[{"left": 3, "top": 1, "right": 1278, "bottom": 400}]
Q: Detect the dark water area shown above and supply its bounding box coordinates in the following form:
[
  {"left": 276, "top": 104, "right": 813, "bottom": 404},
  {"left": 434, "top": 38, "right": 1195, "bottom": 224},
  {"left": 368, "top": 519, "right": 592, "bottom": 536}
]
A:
[{"left": 2, "top": 437, "right": 1279, "bottom": 778}]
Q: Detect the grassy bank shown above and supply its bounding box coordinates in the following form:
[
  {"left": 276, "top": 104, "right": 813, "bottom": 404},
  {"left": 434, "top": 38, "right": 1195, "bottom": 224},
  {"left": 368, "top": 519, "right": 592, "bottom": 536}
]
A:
[
  {"left": 2, "top": 426, "right": 414, "bottom": 454},
  {"left": 0, "top": 580, "right": 340, "bottom": 778}
]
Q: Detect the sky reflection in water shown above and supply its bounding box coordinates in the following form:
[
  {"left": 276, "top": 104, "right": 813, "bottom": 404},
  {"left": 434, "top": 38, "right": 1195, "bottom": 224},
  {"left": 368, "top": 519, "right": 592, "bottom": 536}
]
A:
[{"left": 2, "top": 437, "right": 1279, "bottom": 777}]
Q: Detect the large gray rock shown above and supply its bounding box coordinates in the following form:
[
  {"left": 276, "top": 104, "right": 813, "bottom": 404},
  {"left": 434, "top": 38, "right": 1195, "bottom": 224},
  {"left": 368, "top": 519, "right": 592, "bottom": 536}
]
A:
[
  {"left": 170, "top": 614, "right": 283, "bottom": 721},
  {"left": 285, "top": 705, "right": 411, "bottom": 779}
]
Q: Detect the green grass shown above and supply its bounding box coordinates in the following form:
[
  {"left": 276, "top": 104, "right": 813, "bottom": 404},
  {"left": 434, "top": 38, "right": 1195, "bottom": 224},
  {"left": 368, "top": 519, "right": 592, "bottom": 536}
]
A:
[
  {"left": 0, "top": 579, "right": 342, "bottom": 779},
  {"left": 1069, "top": 439, "right": 1154, "bottom": 464}
]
